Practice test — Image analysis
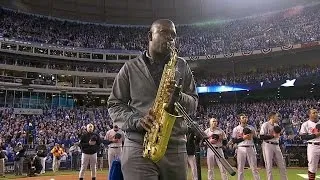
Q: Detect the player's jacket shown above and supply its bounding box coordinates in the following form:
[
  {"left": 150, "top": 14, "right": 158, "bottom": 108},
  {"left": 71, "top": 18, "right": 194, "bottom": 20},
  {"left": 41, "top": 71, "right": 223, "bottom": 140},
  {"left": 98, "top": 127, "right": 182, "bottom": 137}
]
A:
[{"left": 79, "top": 132, "right": 101, "bottom": 154}]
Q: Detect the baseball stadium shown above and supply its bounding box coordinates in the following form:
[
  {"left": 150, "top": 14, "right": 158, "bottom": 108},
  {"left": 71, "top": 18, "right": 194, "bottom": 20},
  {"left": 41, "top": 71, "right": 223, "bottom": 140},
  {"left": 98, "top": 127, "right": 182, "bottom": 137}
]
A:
[{"left": 0, "top": 0, "right": 320, "bottom": 180}]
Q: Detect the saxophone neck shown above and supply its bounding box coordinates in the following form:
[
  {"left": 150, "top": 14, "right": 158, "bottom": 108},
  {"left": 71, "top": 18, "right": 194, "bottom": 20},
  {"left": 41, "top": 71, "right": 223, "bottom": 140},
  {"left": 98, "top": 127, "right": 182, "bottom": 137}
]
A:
[{"left": 167, "top": 43, "right": 178, "bottom": 65}]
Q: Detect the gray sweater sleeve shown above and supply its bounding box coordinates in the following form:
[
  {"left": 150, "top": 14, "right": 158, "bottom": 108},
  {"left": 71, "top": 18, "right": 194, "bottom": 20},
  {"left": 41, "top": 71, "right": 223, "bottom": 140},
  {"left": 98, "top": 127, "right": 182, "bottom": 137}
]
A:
[
  {"left": 107, "top": 63, "right": 143, "bottom": 132},
  {"left": 178, "top": 61, "right": 199, "bottom": 115}
]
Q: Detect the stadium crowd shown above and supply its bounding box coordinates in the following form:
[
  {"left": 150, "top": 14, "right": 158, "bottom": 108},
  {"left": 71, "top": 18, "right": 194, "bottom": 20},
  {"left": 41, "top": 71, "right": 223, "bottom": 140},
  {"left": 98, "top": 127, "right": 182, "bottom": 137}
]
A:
[
  {"left": 0, "top": 107, "right": 111, "bottom": 163},
  {"left": 0, "top": 55, "right": 122, "bottom": 73},
  {"left": 195, "top": 98, "right": 320, "bottom": 141},
  {"left": 0, "top": 3, "right": 320, "bottom": 56},
  {"left": 1, "top": 51, "right": 320, "bottom": 87},
  {"left": 0, "top": 2, "right": 320, "bottom": 175},
  {"left": 195, "top": 64, "right": 320, "bottom": 86},
  {"left": 0, "top": 98, "right": 318, "bottom": 163}
]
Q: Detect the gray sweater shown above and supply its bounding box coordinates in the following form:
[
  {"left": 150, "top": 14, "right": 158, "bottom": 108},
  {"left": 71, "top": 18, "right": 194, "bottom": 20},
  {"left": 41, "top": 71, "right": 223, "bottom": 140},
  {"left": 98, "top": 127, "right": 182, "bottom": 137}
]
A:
[{"left": 107, "top": 52, "right": 198, "bottom": 150}]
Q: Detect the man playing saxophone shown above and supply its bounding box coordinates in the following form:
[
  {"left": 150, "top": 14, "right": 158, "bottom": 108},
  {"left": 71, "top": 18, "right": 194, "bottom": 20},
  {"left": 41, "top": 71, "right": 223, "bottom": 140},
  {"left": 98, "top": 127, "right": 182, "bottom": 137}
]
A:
[{"left": 107, "top": 19, "right": 198, "bottom": 180}]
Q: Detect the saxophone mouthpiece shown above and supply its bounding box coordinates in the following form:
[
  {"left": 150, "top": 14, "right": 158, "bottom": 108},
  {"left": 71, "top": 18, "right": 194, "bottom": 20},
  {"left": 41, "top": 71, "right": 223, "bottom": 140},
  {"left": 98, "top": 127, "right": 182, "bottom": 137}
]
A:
[{"left": 167, "top": 42, "right": 178, "bottom": 55}]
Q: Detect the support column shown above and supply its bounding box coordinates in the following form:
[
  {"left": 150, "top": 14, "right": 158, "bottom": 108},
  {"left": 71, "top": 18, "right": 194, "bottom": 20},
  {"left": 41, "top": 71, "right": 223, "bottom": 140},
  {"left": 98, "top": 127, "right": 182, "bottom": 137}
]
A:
[
  {"left": 4, "top": 90, "right": 7, "bottom": 107},
  {"left": 55, "top": 75, "right": 58, "bottom": 86},
  {"left": 74, "top": 76, "right": 79, "bottom": 87},
  {"left": 103, "top": 78, "right": 108, "bottom": 88}
]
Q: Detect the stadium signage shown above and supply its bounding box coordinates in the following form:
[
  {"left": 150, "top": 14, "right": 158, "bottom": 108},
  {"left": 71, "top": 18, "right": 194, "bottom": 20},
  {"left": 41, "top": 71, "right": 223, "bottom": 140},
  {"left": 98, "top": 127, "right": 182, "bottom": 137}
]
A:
[
  {"left": 0, "top": 38, "right": 319, "bottom": 62},
  {"left": 184, "top": 41, "right": 320, "bottom": 61},
  {"left": 197, "top": 76, "right": 319, "bottom": 94}
]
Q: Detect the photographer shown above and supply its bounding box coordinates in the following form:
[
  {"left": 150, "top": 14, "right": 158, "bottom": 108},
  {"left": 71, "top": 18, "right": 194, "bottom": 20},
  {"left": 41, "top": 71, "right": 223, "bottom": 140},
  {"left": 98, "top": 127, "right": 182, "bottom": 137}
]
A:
[
  {"left": 0, "top": 141, "right": 6, "bottom": 178},
  {"left": 36, "top": 140, "right": 47, "bottom": 174},
  {"left": 50, "top": 143, "right": 65, "bottom": 173},
  {"left": 13, "top": 142, "right": 26, "bottom": 176},
  {"left": 186, "top": 126, "right": 199, "bottom": 180},
  {"left": 69, "top": 142, "right": 81, "bottom": 171},
  {"left": 97, "top": 143, "right": 105, "bottom": 171},
  {"left": 27, "top": 155, "right": 42, "bottom": 177}
]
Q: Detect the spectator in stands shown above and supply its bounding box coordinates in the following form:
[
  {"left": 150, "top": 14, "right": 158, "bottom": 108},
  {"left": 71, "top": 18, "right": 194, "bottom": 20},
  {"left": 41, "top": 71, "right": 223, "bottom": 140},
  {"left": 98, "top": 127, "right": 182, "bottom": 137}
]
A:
[
  {"left": 195, "top": 64, "right": 320, "bottom": 86},
  {"left": 0, "top": 3, "right": 319, "bottom": 56}
]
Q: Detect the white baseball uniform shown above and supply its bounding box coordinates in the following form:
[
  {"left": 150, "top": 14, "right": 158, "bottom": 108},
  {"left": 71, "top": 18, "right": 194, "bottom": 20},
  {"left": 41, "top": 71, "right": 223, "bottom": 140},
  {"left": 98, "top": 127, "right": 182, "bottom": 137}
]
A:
[
  {"left": 204, "top": 128, "right": 228, "bottom": 180},
  {"left": 232, "top": 125, "right": 260, "bottom": 180},
  {"left": 260, "top": 122, "right": 287, "bottom": 180},
  {"left": 105, "top": 129, "right": 124, "bottom": 171},
  {"left": 299, "top": 120, "right": 320, "bottom": 174}
]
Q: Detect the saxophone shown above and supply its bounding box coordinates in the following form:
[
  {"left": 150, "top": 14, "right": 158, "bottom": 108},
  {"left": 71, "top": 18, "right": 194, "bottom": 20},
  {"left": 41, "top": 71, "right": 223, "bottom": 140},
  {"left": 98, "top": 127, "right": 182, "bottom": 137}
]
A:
[{"left": 142, "top": 43, "right": 181, "bottom": 163}]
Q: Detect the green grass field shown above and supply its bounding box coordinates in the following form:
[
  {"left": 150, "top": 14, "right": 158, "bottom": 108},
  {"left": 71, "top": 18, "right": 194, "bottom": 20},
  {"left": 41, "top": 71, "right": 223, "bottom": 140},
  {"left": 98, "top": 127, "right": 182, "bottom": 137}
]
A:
[
  {"left": 0, "top": 167, "right": 318, "bottom": 180},
  {"left": 189, "top": 167, "right": 316, "bottom": 180}
]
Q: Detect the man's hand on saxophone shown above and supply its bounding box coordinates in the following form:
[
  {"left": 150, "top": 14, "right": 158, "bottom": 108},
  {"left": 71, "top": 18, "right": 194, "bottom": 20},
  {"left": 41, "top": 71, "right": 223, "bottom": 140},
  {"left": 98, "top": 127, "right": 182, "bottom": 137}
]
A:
[
  {"left": 139, "top": 110, "right": 155, "bottom": 132},
  {"left": 166, "top": 80, "right": 176, "bottom": 94},
  {"left": 166, "top": 79, "right": 182, "bottom": 102}
]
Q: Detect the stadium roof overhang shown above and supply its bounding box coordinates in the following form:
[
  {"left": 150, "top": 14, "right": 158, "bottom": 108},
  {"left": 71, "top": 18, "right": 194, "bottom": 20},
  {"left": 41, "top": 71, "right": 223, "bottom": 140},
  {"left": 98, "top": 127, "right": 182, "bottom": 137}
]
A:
[{"left": 0, "top": 0, "right": 317, "bottom": 25}]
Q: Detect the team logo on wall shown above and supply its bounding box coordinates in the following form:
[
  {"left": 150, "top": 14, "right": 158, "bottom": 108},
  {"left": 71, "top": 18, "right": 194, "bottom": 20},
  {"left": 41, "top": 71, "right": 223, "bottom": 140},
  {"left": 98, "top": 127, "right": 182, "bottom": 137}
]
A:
[
  {"left": 189, "top": 56, "right": 200, "bottom": 61},
  {"left": 242, "top": 50, "right": 253, "bottom": 56},
  {"left": 261, "top": 48, "right": 272, "bottom": 54},
  {"left": 281, "top": 44, "right": 293, "bottom": 51},
  {"left": 205, "top": 54, "right": 216, "bottom": 60},
  {"left": 223, "top": 53, "right": 234, "bottom": 58}
]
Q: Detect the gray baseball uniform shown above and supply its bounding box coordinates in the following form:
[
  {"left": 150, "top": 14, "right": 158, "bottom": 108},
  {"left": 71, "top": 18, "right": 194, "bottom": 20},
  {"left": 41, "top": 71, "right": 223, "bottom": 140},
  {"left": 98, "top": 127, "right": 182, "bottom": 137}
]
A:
[
  {"left": 107, "top": 51, "right": 198, "bottom": 180},
  {"left": 260, "top": 122, "right": 287, "bottom": 180},
  {"left": 204, "top": 128, "right": 228, "bottom": 180},
  {"left": 299, "top": 120, "right": 320, "bottom": 173},
  {"left": 232, "top": 125, "right": 260, "bottom": 180}
]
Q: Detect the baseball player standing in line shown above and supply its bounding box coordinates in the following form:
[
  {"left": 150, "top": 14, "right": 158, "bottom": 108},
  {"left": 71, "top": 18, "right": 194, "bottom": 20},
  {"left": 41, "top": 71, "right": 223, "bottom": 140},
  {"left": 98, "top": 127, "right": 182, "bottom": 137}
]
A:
[
  {"left": 204, "top": 117, "right": 229, "bottom": 180},
  {"left": 232, "top": 113, "right": 260, "bottom": 180},
  {"left": 79, "top": 123, "right": 101, "bottom": 180},
  {"left": 260, "top": 112, "right": 288, "bottom": 180},
  {"left": 299, "top": 108, "right": 320, "bottom": 180},
  {"left": 105, "top": 124, "right": 124, "bottom": 171}
]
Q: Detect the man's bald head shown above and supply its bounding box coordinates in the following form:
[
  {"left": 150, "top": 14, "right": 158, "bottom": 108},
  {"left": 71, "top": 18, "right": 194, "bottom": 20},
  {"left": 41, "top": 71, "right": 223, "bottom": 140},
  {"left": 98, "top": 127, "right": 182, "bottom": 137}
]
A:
[
  {"left": 148, "top": 19, "right": 177, "bottom": 57},
  {"left": 150, "top": 19, "right": 175, "bottom": 33}
]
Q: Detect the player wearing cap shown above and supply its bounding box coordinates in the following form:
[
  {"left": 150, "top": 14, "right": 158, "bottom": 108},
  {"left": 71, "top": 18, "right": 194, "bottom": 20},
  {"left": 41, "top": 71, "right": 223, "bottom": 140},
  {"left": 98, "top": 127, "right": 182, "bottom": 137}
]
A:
[
  {"left": 260, "top": 112, "right": 287, "bottom": 180},
  {"left": 105, "top": 124, "right": 124, "bottom": 171},
  {"left": 204, "top": 117, "right": 228, "bottom": 180},
  {"left": 79, "top": 123, "right": 101, "bottom": 180},
  {"left": 299, "top": 108, "right": 320, "bottom": 180},
  {"left": 232, "top": 113, "right": 260, "bottom": 180}
]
